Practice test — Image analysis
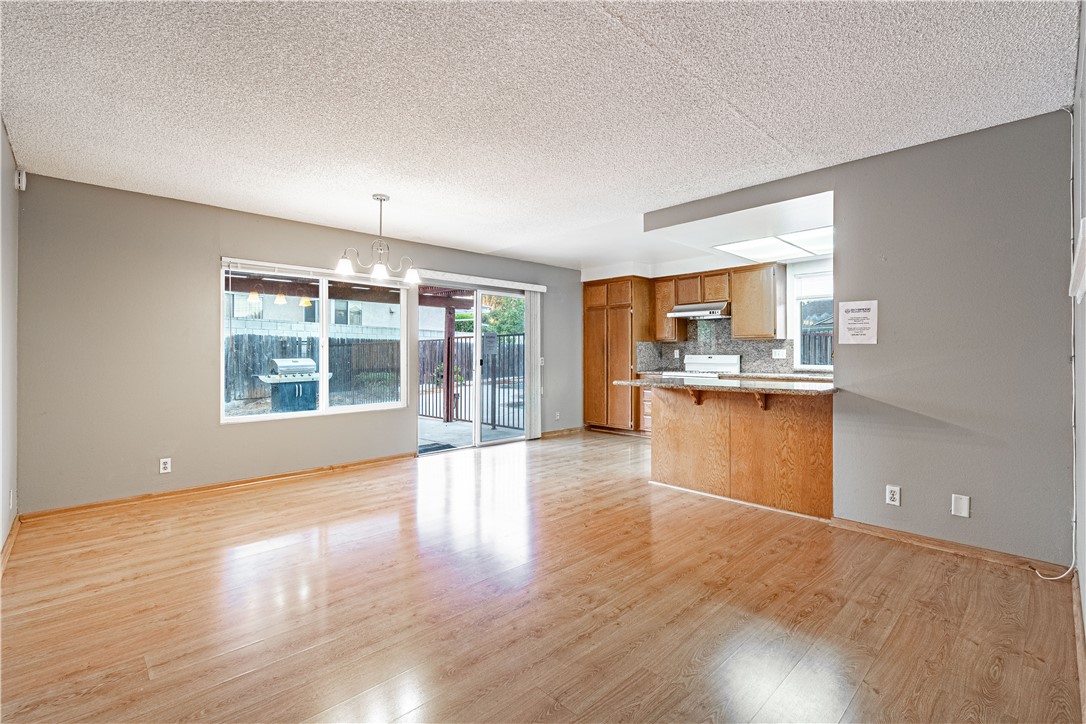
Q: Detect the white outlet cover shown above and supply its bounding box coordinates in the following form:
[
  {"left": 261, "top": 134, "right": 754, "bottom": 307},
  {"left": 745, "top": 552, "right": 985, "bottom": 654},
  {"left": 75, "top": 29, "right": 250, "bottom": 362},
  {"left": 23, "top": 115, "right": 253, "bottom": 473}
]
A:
[
  {"left": 673, "top": 349, "right": 680, "bottom": 358},
  {"left": 951, "top": 494, "right": 971, "bottom": 517},
  {"left": 885, "top": 485, "right": 900, "bottom": 506},
  {"left": 772, "top": 348, "right": 787, "bottom": 359}
]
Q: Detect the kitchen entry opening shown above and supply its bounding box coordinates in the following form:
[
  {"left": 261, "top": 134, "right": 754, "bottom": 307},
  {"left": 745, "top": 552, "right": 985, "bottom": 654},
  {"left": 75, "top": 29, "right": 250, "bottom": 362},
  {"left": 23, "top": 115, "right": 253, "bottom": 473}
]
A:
[{"left": 417, "top": 286, "right": 526, "bottom": 454}]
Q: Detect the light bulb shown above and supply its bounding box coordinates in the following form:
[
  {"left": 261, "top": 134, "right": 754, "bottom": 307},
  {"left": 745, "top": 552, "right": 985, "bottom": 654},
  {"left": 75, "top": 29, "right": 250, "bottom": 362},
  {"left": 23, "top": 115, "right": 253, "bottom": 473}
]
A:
[
  {"left": 274, "top": 293, "right": 287, "bottom": 305},
  {"left": 403, "top": 267, "right": 421, "bottom": 285},
  {"left": 334, "top": 255, "right": 354, "bottom": 275},
  {"left": 372, "top": 261, "right": 390, "bottom": 280}
]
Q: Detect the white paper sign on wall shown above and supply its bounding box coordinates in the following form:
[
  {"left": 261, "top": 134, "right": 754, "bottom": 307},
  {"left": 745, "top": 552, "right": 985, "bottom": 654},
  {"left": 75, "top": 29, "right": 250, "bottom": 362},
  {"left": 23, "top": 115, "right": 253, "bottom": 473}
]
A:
[{"left": 839, "top": 300, "right": 878, "bottom": 344}]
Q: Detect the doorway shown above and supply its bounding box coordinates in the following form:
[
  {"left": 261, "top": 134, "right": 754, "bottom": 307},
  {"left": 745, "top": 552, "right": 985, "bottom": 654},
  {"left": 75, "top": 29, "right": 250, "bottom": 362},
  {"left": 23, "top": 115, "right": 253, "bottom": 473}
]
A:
[{"left": 417, "top": 286, "right": 526, "bottom": 454}]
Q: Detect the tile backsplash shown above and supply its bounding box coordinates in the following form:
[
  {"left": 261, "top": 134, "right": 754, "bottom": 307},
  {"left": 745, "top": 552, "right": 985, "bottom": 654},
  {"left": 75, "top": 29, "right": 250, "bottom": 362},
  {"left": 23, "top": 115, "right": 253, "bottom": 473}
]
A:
[{"left": 636, "top": 319, "right": 795, "bottom": 373}]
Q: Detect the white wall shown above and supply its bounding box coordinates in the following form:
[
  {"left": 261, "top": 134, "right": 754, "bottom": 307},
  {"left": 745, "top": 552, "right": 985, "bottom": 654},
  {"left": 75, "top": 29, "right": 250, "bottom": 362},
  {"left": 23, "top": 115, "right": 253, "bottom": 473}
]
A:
[{"left": 1, "top": 120, "right": 18, "bottom": 542}]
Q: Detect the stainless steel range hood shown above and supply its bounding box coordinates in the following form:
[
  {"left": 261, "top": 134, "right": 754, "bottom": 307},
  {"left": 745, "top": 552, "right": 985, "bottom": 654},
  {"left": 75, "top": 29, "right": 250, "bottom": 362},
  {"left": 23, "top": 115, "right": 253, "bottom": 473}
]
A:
[{"left": 666, "top": 302, "right": 731, "bottom": 320}]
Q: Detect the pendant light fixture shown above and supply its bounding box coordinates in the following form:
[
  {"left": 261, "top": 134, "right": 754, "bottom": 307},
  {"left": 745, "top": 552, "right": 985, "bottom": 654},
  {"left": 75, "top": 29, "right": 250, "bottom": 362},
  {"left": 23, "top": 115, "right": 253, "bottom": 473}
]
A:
[{"left": 335, "top": 194, "right": 421, "bottom": 284}]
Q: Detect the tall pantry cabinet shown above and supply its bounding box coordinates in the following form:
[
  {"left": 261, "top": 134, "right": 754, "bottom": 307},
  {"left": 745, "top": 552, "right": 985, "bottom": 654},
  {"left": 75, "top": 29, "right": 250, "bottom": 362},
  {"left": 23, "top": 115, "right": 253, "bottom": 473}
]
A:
[{"left": 583, "top": 277, "right": 654, "bottom": 431}]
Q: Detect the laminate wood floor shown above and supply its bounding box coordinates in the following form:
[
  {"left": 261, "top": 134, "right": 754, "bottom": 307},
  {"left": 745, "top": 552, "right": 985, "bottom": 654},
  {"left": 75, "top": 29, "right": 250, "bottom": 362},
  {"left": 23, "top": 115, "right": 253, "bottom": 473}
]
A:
[{"left": 1, "top": 432, "right": 1080, "bottom": 722}]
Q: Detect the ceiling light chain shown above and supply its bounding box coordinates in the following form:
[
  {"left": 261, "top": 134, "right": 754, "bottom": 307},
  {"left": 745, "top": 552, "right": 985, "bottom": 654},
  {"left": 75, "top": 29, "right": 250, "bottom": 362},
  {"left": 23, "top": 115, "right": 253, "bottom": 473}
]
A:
[{"left": 335, "top": 194, "right": 421, "bottom": 284}]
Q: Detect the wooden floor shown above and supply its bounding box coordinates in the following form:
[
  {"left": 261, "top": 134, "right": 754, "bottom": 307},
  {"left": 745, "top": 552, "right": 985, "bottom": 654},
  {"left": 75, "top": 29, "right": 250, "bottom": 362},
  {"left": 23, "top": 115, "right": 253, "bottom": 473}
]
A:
[{"left": 1, "top": 432, "right": 1080, "bottom": 722}]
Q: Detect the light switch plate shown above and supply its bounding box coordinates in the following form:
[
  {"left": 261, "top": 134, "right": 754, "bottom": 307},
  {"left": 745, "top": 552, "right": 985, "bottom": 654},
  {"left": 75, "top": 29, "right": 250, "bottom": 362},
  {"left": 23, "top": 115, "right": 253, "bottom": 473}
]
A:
[{"left": 951, "top": 494, "right": 970, "bottom": 517}]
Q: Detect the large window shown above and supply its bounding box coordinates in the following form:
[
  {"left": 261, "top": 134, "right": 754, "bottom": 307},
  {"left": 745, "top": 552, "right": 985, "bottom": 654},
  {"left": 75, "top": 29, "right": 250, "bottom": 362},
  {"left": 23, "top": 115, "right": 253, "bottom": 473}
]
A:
[
  {"left": 793, "top": 270, "right": 833, "bottom": 369},
  {"left": 221, "top": 263, "right": 407, "bottom": 422}
]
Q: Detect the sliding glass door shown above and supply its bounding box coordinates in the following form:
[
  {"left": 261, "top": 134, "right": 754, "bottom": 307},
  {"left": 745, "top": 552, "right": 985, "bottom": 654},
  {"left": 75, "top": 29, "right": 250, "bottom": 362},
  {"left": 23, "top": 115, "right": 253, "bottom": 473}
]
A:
[
  {"left": 477, "top": 292, "right": 526, "bottom": 445},
  {"left": 417, "top": 287, "right": 525, "bottom": 453},
  {"left": 417, "top": 286, "right": 476, "bottom": 454}
]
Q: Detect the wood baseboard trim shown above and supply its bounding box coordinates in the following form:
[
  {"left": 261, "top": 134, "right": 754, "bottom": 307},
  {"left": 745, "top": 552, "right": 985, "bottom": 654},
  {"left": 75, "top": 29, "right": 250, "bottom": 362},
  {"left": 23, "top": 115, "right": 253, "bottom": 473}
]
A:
[
  {"left": 18, "top": 452, "right": 418, "bottom": 523},
  {"left": 540, "top": 427, "right": 583, "bottom": 439},
  {"left": 1074, "top": 570, "right": 1086, "bottom": 719},
  {"left": 1, "top": 515, "right": 22, "bottom": 575},
  {"left": 829, "top": 516, "right": 1066, "bottom": 577},
  {"left": 584, "top": 425, "right": 650, "bottom": 438}
]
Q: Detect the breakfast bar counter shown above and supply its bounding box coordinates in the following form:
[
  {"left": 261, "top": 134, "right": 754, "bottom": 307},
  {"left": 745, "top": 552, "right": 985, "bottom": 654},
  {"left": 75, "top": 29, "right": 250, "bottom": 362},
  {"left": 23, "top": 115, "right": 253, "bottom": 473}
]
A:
[{"left": 615, "top": 377, "right": 837, "bottom": 518}]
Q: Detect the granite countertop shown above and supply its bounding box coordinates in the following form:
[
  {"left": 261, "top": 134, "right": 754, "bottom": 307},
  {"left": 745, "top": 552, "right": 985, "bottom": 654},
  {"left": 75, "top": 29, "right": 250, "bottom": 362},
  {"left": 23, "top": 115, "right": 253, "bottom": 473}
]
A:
[
  {"left": 616, "top": 377, "right": 836, "bottom": 396},
  {"left": 638, "top": 369, "right": 834, "bottom": 383}
]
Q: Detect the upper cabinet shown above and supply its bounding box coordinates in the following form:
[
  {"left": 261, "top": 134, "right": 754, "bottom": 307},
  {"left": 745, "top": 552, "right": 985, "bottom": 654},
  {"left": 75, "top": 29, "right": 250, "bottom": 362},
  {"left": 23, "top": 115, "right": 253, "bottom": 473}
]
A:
[
  {"left": 653, "top": 280, "right": 686, "bottom": 342},
  {"left": 730, "top": 263, "right": 786, "bottom": 339},
  {"left": 702, "top": 272, "right": 730, "bottom": 302},
  {"left": 585, "top": 282, "right": 607, "bottom": 308},
  {"left": 674, "top": 275, "right": 702, "bottom": 305}
]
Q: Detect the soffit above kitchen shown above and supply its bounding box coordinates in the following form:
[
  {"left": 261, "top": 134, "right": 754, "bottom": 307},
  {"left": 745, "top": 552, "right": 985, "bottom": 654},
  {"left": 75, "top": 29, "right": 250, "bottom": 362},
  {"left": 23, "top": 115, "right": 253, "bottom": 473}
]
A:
[{"left": 0, "top": 2, "right": 1077, "bottom": 272}]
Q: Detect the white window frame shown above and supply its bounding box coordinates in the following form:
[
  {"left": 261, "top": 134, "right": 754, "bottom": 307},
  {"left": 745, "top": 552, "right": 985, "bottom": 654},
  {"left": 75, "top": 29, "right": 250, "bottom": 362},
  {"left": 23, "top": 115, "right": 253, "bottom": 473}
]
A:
[
  {"left": 220, "top": 257, "right": 409, "bottom": 424},
  {"left": 788, "top": 261, "right": 834, "bottom": 372}
]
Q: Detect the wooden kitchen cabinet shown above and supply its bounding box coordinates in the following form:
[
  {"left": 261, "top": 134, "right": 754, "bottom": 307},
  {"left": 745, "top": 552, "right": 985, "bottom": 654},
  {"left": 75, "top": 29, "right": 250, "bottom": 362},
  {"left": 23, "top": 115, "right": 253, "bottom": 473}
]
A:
[
  {"left": 674, "top": 275, "right": 702, "bottom": 305},
  {"left": 584, "top": 282, "right": 607, "bottom": 308},
  {"left": 583, "top": 276, "right": 653, "bottom": 432},
  {"left": 653, "top": 279, "right": 686, "bottom": 342},
  {"left": 640, "top": 385, "right": 654, "bottom": 432},
  {"left": 702, "top": 271, "right": 730, "bottom": 302},
  {"left": 730, "top": 263, "right": 786, "bottom": 339}
]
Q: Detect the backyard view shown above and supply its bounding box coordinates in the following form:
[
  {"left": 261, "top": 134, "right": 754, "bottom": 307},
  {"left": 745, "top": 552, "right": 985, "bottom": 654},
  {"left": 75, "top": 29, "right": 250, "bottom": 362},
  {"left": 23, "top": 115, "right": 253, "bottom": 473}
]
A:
[
  {"left": 417, "top": 291, "right": 526, "bottom": 451},
  {"left": 222, "top": 273, "right": 403, "bottom": 418}
]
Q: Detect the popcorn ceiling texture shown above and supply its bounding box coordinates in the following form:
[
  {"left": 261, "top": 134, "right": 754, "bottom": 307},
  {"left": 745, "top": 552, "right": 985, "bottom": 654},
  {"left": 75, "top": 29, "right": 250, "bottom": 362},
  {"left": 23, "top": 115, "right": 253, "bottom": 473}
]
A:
[{"left": 0, "top": 2, "right": 1077, "bottom": 269}]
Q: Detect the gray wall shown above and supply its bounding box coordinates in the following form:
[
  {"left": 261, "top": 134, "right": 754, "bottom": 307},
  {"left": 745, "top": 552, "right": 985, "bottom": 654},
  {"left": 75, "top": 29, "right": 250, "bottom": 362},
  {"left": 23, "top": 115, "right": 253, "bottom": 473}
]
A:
[
  {"left": 1072, "top": 0, "right": 1086, "bottom": 632},
  {"left": 1, "top": 122, "right": 17, "bottom": 540},
  {"left": 648, "top": 112, "right": 1074, "bottom": 564},
  {"left": 18, "top": 177, "right": 583, "bottom": 513}
]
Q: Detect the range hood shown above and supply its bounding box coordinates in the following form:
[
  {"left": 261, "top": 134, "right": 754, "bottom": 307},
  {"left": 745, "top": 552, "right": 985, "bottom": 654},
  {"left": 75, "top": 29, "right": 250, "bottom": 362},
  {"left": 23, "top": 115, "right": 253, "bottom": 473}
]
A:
[{"left": 666, "top": 302, "right": 731, "bottom": 320}]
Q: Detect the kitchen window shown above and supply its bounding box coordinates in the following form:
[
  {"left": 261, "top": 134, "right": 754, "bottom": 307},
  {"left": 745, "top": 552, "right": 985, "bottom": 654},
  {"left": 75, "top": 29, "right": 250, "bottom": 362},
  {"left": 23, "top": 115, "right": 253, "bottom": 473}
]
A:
[
  {"left": 792, "top": 269, "right": 833, "bottom": 370},
  {"left": 221, "top": 260, "right": 408, "bottom": 422}
]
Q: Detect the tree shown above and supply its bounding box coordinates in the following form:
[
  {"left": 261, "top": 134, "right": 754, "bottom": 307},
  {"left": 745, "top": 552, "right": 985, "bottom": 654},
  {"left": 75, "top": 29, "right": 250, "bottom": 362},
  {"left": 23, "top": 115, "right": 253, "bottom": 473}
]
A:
[{"left": 482, "top": 295, "right": 525, "bottom": 335}]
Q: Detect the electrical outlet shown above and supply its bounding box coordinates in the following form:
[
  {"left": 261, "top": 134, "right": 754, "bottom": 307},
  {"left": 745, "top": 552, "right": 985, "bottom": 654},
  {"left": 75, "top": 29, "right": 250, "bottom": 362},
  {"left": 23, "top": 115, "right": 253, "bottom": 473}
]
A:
[
  {"left": 555, "top": 411, "right": 560, "bottom": 421},
  {"left": 772, "top": 348, "right": 787, "bottom": 359},
  {"left": 885, "top": 485, "right": 900, "bottom": 506},
  {"left": 673, "top": 349, "right": 680, "bottom": 359},
  {"left": 159, "top": 457, "right": 172, "bottom": 474},
  {"left": 951, "top": 494, "right": 970, "bottom": 517}
]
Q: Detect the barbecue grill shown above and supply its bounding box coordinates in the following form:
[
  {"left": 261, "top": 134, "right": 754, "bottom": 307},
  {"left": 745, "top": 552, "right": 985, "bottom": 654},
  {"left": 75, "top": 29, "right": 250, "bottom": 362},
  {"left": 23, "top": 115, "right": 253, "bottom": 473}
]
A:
[{"left": 257, "top": 358, "right": 322, "bottom": 412}]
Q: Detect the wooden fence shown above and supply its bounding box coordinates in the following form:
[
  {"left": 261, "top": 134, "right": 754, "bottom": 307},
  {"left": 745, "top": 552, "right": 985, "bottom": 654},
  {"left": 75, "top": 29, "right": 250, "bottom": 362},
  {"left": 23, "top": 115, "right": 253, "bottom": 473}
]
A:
[
  {"left": 801, "top": 332, "right": 833, "bottom": 366},
  {"left": 224, "top": 334, "right": 400, "bottom": 405}
]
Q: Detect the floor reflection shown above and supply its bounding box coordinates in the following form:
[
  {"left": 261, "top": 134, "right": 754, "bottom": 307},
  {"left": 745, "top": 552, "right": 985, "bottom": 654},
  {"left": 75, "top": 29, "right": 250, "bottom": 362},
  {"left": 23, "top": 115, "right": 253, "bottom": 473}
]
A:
[{"left": 415, "top": 443, "right": 533, "bottom": 574}]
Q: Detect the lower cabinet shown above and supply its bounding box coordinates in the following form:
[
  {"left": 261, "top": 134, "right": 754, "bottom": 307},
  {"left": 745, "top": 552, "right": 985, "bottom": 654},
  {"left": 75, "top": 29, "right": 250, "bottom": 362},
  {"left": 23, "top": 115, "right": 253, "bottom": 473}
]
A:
[{"left": 640, "top": 386, "right": 653, "bottom": 432}]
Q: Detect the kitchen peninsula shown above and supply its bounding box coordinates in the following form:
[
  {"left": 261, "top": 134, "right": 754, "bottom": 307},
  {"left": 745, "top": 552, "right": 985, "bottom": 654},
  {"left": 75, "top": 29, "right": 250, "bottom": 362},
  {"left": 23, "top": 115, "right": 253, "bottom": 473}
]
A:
[{"left": 615, "top": 375, "right": 836, "bottom": 518}]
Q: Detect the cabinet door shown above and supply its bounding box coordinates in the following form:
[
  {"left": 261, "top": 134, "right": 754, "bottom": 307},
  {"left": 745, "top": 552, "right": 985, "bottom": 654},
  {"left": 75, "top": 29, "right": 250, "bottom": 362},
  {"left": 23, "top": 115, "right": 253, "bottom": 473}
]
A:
[
  {"left": 675, "top": 275, "right": 702, "bottom": 305},
  {"left": 702, "top": 272, "right": 730, "bottom": 302},
  {"left": 607, "top": 280, "right": 633, "bottom": 306},
  {"left": 606, "top": 305, "right": 634, "bottom": 429},
  {"left": 585, "top": 283, "right": 607, "bottom": 308},
  {"left": 584, "top": 307, "right": 608, "bottom": 425},
  {"left": 654, "top": 279, "right": 684, "bottom": 342},
  {"left": 731, "top": 266, "right": 778, "bottom": 338}
]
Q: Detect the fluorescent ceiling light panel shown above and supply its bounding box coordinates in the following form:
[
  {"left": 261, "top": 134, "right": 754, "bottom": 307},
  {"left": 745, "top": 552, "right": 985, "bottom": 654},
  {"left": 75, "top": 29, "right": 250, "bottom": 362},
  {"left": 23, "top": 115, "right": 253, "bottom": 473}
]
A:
[
  {"left": 779, "top": 226, "right": 834, "bottom": 255},
  {"left": 714, "top": 237, "right": 813, "bottom": 262}
]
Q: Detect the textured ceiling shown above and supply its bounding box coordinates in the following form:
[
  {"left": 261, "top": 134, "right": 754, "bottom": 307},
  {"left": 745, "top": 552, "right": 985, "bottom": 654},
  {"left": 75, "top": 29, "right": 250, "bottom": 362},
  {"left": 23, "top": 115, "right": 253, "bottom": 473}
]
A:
[{"left": 0, "top": 1, "right": 1078, "bottom": 272}]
